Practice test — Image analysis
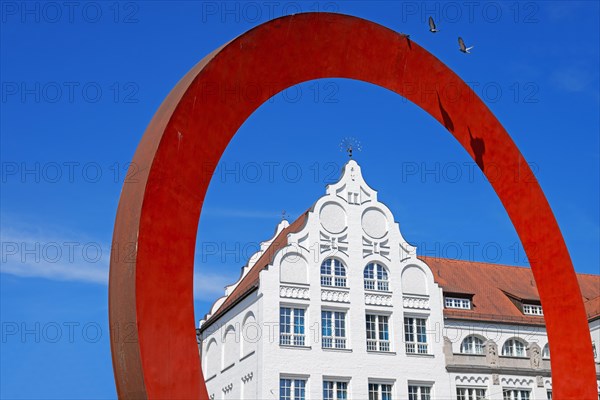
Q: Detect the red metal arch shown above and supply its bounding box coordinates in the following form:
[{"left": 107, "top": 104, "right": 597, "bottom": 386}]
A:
[{"left": 109, "top": 12, "right": 597, "bottom": 399}]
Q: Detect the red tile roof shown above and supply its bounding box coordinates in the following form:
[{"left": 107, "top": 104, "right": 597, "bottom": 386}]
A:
[
  {"left": 421, "top": 256, "right": 600, "bottom": 325},
  {"left": 584, "top": 295, "right": 600, "bottom": 321},
  {"left": 202, "top": 213, "right": 600, "bottom": 329}
]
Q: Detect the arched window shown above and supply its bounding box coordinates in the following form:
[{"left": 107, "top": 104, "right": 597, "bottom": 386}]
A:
[
  {"left": 542, "top": 343, "right": 550, "bottom": 359},
  {"left": 204, "top": 339, "right": 218, "bottom": 378},
  {"left": 502, "top": 338, "right": 527, "bottom": 357},
  {"left": 364, "top": 263, "right": 389, "bottom": 291},
  {"left": 460, "top": 335, "right": 485, "bottom": 355},
  {"left": 320, "top": 259, "right": 347, "bottom": 287}
]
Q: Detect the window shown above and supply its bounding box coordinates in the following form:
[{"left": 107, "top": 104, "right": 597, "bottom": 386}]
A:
[
  {"left": 322, "top": 310, "right": 347, "bottom": 349},
  {"left": 366, "top": 314, "right": 390, "bottom": 352},
  {"left": 502, "top": 338, "right": 526, "bottom": 357},
  {"left": 542, "top": 343, "right": 550, "bottom": 359},
  {"left": 408, "top": 385, "right": 431, "bottom": 400},
  {"left": 364, "top": 263, "right": 389, "bottom": 291},
  {"left": 280, "top": 378, "right": 306, "bottom": 400},
  {"left": 323, "top": 380, "right": 348, "bottom": 400},
  {"left": 522, "top": 304, "right": 543, "bottom": 315},
  {"left": 460, "top": 336, "right": 484, "bottom": 355},
  {"left": 546, "top": 390, "right": 552, "bottom": 400},
  {"left": 457, "top": 388, "right": 486, "bottom": 400},
  {"left": 321, "top": 259, "right": 347, "bottom": 287},
  {"left": 404, "top": 317, "right": 428, "bottom": 354},
  {"left": 503, "top": 389, "right": 530, "bottom": 400},
  {"left": 280, "top": 307, "right": 305, "bottom": 346},
  {"left": 369, "top": 383, "right": 393, "bottom": 400},
  {"left": 445, "top": 297, "right": 471, "bottom": 309}
]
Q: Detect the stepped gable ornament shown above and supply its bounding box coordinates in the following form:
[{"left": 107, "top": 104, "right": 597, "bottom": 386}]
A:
[{"left": 108, "top": 12, "right": 596, "bottom": 399}]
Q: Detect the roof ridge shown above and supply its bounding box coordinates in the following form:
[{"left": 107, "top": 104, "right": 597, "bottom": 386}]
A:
[{"left": 419, "top": 255, "right": 599, "bottom": 278}]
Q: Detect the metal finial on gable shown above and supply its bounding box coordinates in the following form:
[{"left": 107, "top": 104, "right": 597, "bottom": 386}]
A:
[{"left": 339, "top": 137, "right": 362, "bottom": 158}]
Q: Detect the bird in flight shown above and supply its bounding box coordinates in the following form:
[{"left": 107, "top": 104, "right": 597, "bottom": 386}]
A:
[
  {"left": 458, "top": 37, "right": 474, "bottom": 53},
  {"left": 428, "top": 16, "right": 439, "bottom": 33}
]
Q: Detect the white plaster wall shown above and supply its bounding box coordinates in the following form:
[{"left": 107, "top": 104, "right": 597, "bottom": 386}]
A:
[{"left": 200, "top": 291, "right": 260, "bottom": 400}]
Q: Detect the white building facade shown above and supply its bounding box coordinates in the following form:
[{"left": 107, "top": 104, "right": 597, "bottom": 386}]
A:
[{"left": 198, "top": 160, "right": 600, "bottom": 400}]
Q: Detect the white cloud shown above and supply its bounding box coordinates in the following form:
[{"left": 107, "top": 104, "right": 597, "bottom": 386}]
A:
[
  {"left": 0, "top": 226, "right": 110, "bottom": 284},
  {"left": 193, "top": 270, "right": 235, "bottom": 301},
  {"left": 551, "top": 67, "right": 596, "bottom": 93},
  {"left": 1, "top": 222, "right": 237, "bottom": 302}
]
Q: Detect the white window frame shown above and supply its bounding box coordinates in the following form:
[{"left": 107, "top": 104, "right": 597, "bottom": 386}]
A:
[
  {"left": 502, "top": 388, "right": 531, "bottom": 400},
  {"left": 502, "top": 338, "right": 527, "bottom": 357},
  {"left": 364, "top": 262, "right": 390, "bottom": 292},
  {"left": 542, "top": 343, "right": 550, "bottom": 359},
  {"left": 457, "top": 387, "right": 486, "bottom": 400},
  {"left": 279, "top": 306, "right": 306, "bottom": 347},
  {"left": 322, "top": 309, "right": 347, "bottom": 349},
  {"left": 408, "top": 385, "right": 432, "bottom": 400},
  {"left": 460, "top": 335, "right": 485, "bottom": 355},
  {"left": 445, "top": 297, "right": 471, "bottom": 309},
  {"left": 323, "top": 379, "right": 349, "bottom": 400},
  {"left": 321, "top": 258, "right": 347, "bottom": 288},
  {"left": 404, "top": 316, "right": 428, "bottom": 354},
  {"left": 368, "top": 382, "right": 393, "bottom": 400},
  {"left": 522, "top": 304, "right": 543, "bottom": 315},
  {"left": 280, "top": 377, "right": 307, "bottom": 400},
  {"left": 366, "top": 313, "right": 391, "bottom": 352}
]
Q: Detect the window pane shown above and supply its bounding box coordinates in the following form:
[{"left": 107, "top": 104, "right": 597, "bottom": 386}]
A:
[
  {"left": 280, "top": 379, "right": 291, "bottom": 400},
  {"left": 416, "top": 319, "right": 427, "bottom": 343},
  {"left": 408, "top": 385, "right": 418, "bottom": 400},
  {"left": 515, "top": 340, "right": 525, "bottom": 357},
  {"left": 369, "top": 384, "right": 378, "bottom": 400},
  {"left": 294, "top": 380, "right": 306, "bottom": 400},
  {"left": 379, "top": 316, "right": 389, "bottom": 341},
  {"left": 404, "top": 318, "right": 414, "bottom": 342},
  {"left": 294, "top": 309, "right": 304, "bottom": 334},
  {"left": 335, "top": 312, "right": 346, "bottom": 337},
  {"left": 334, "top": 260, "right": 345, "bottom": 276},
  {"left": 378, "top": 280, "right": 389, "bottom": 291},
  {"left": 323, "top": 381, "right": 334, "bottom": 400},
  {"left": 321, "top": 260, "right": 331, "bottom": 275},
  {"left": 382, "top": 384, "right": 392, "bottom": 400},
  {"left": 337, "top": 382, "right": 348, "bottom": 400}
]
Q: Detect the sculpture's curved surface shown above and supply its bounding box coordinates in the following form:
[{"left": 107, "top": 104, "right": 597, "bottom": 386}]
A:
[{"left": 109, "top": 12, "right": 597, "bottom": 399}]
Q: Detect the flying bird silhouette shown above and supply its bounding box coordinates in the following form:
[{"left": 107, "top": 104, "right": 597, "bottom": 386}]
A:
[
  {"left": 428, "top": 16, "right": 439, "bottom": 33},
  {"left": 458, "top": 37, "right": 474, "bottom": 53}
]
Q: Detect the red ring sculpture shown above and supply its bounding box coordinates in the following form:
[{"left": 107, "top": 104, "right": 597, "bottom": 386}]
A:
[{"left": 109, "top": 12, "right": 597, "bottom": 399}]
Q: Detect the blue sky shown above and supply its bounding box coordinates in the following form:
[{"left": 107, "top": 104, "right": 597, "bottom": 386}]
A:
[{"left": 1, "top": 1, "right": 599, "bottom": 398}]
